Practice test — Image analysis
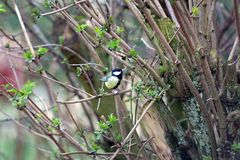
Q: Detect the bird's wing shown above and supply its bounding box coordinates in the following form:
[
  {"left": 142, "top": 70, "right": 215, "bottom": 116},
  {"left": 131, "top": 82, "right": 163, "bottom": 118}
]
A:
[{"left": 100, "top": 72, "right": 112, "bottom": 82}]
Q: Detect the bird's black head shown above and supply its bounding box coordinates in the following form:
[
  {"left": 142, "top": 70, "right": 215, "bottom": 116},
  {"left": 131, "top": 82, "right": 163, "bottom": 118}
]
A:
[{"left": 112, "top": 68, "right": 123, "bottom": 79}]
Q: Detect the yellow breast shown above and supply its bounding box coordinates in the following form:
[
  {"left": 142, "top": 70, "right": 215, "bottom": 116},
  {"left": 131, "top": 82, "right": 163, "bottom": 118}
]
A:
[{"left": 104, "top": 76, "right": 119, "bottom": 89}]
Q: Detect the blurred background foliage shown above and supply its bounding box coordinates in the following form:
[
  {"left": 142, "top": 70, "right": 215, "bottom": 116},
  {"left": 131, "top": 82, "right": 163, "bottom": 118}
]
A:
[{"left": 0, "top": 0, "right": 239, "bottom": 160}]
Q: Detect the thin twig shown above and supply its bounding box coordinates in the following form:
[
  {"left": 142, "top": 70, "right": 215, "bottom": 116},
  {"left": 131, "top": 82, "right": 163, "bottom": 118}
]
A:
[
  {"left": 33, "top": 71, "right": 93, "bottom": 97},
  {"left": 165, "top": 0, "right": 180, "bottom": 28},
  {"left": 41, "top": 0, "right": 87, "bottom": 16},
  {"left": 152, "top": 0, "right": 167, "bottom": 17},
  {"left": 168, "top": 27, "right": 181, "bottom": 44},
  {"left": 207, "top": 0, "right": 217, "bottom": 37},
  {"left": 0, "top": 108, "right": 52, "bottom": 142},
  {"left": 109, "top": 99, "right": 157, "bottom": 160},
  {"left": 228, "top": 36, "right": 239, "bottom": 61},
  {"left": 60, "top": 151, "right": 137, "bottom": 157},
  {"left": 234, "top": 0, "right": 240, "bottom": 43},
  {"left": 57, "top": 89, "right": 131, "bottom": 104},
  {"left": 0, "top": 28, "right": 24, "bottom": 49},
  {"left": 13, "top": 1, "right": 35, "bottom": 57},
  {"left": 137, "top": 137, "right": 154, "bottom": 160}
]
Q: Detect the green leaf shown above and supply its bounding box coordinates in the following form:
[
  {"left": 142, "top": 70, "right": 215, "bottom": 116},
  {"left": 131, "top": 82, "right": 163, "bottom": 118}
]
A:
[
  {"left": 36, "top": 67, "right": 44, "bottom": 74},
  {"left": 97, "top": 121, "right": 109, "bottom": 130},
  {"left": 0, "top": 4, "right": 7, "bottom": 13},
  {"left": 232, "top": 143, "right": 240, "bottom": 151},
  {"left": 116, "top": 26, "right": 124, "bottom": 34},
  {"left": 47, "top": 126, "right": 54, "bottom": 132},
  {"left": 23, "top": 51, "right": 34, "bottom": 62},
  {"left": 129, "top": 48, "right": 138, "bottom": 57},
  {"left": 61, "top": 57, "right": 68, "bottom": 64},
  {"left": 108, "top": 16, "right": 113, "bottom": 23},
  {"left": 107, "top": 39, "right": 120, "bottom": 50},
  {"left": 0, "top": 8, "right": 6, "bottom": 13},
  {"left": 52, "top": 106, "right": 58, "bottom": 113},
  {"left": 20, "top": 81, "right": 36, "bottom": 95},
  {"left": 36, "top": 113, "right": 43, "bottom": 119},
  {"left": 108, "top": 113, "right": 118, "bottom": 125},
  {"left": 43, "top": 0, "right": 52, "bottom": 8},
  {"left": 52, "top": 118, "right": 61, "bottom": 127},
  {"left": 192, "top": 6, "right": 199, "bottom": 17},
  {"left": 31, "top": 8, "right": 41, "bottom": 19},
  {"left": 145, "top": 88, "right": 158, "bottom": 98},
  {"left": 11, "top": 95, "right": 28, "bottom": 108},
  {"left": 159, "top": 65, "right": 167, "bottom": 75},
  {"left": 91, "top": 143, "right": 100, "bottom": 152},
  {"left": 82, "top": 64, "right": 90, "bottom": 71},
  {"left": 75, "top": 24, "right": 88, "bottom": 33},
  {"left": 99, "top": 88, "right": 105, "bottom": 96},
  {"left": 203, "top": 156, "right": 212, "bottom": 160},
  {"left": 94, "top": 130, "right": 103, "bottom": 140},
  {"left": 76, "top": 67, "right": 82, "bottom": 77},
  {"left": 6, "top": 88, "right": 18, "bottom": 93},
  {"left": 101, "top": 67, "right": 109, "bottom": 74},
  {"left": 37, "top": 47, "right": 48, "bottom": 57},
  {"left": 95, "top": 26, "right": 107, "bottom": 38},
  {"left": 3, "top": 84, "right": 10, "bottom": 90},
  {"left": 115, "top": 133, "right": 123, "bottom": 143},
  {"left": 58, "top": 36, "right": 65, "bottom": 44}
]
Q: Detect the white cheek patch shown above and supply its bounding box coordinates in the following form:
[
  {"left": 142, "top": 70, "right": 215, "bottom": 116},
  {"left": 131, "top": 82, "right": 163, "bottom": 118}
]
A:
[{"left": 113, "top": 71, "right": 121, "bottom": 76}]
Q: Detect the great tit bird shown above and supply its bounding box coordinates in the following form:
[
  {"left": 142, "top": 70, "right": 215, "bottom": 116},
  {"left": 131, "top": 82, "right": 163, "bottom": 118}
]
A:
[{"left": 101, "top": 68, "right": 123, "bottom": 89}]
